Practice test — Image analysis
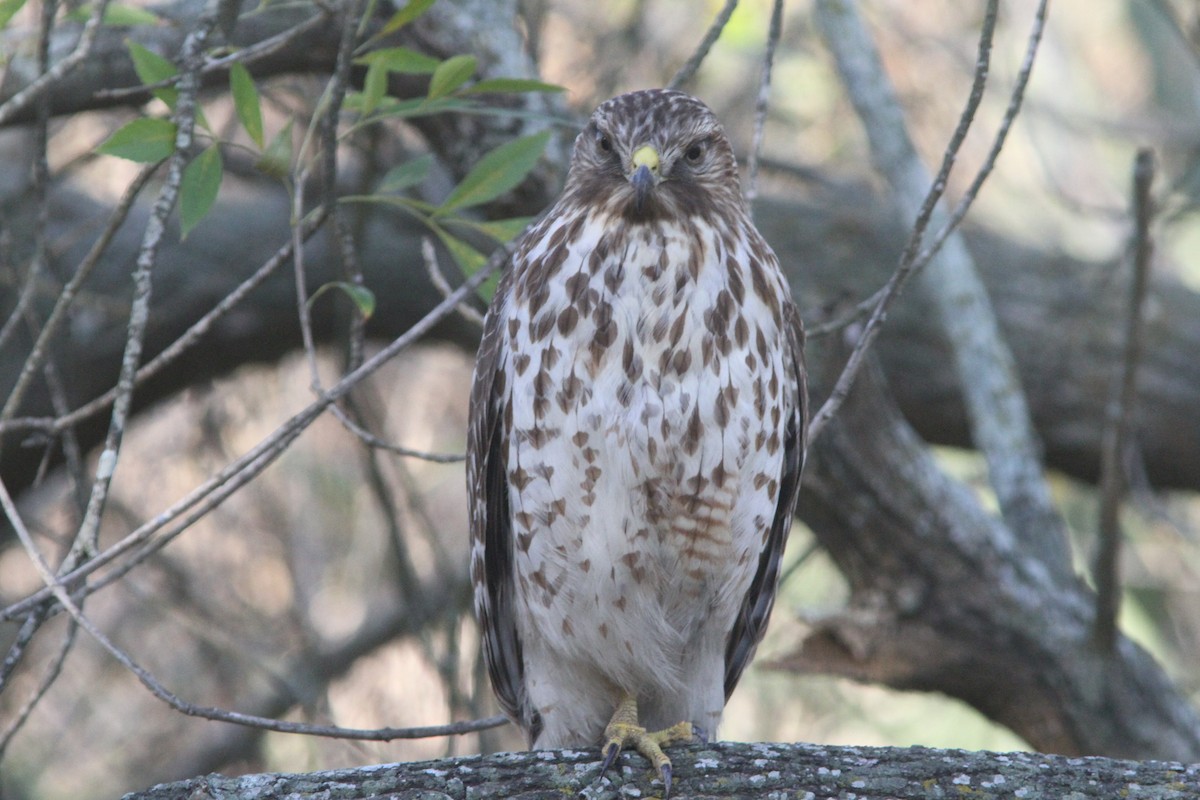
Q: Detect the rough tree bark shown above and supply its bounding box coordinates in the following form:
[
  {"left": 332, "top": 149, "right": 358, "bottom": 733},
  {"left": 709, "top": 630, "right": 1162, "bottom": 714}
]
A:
[{"left": 121, "top": 743, "right": 1199, "bottom": 800}]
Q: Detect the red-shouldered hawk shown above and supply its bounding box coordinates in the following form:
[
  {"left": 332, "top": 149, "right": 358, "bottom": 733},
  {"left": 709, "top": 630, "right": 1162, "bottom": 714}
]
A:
[{"left": 467, "top": 88, "right": 807, "bottom": 795}]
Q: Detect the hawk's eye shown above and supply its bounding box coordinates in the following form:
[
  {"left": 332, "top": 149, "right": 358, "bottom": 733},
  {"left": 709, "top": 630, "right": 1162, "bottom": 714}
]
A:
[
  {"left": 684, "top": 142, "right": 704, "bottom": 162},
  {"left": 597, "top": 134, "right": 613, "bottom": 153}
]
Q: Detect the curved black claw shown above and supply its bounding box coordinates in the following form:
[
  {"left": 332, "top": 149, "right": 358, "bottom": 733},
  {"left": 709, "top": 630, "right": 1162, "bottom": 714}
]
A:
[
  {"left": 660, "top": 762, "right": 673, "bottom": 799},
  {"left": 599, "top": 740, "right": 622, "bottom": 776},
  {"left": 692, "top": 724, "right": 710, "bottom": 744}
]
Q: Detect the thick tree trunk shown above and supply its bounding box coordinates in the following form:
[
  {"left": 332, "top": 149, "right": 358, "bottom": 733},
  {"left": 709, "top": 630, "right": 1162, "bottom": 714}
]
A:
[{"left": 121, "top": 742, "right": 1200, "bottom": 800}]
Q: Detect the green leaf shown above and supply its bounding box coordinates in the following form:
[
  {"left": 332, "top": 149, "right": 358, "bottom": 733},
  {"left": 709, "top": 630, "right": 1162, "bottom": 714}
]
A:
[
  {"left": 229, "top": 63, "right": 264, "bottom": 148},
  {"left": 343, "top": 95, "right": 473, "bottom": 122},
  {"left": 338, "top": 194, "right": 437, "bottom": 215},
  {"left": 435, "top": 228, "right": 486, "bottom": 274},
  {"left": 360, "top": 60, "right": 387, "bottom": 116},
  {"left": 462, "top": 78, "right": 565, "bottom": 95},
  {"left": 96, "top": 117, "right": 176, "bottom": 162},
  {"left": 69, "top": 2, "right": 159, "bottom": 25},
  {"left": 179, "top": 145, "right": 223, "bottom": 238},
  {"left": 426, "top": 54, "right": 477, "bottom": 100},
  {"left": 255, "top": 120, "right": 293, "bottom": 180},
  {"left": 378, "top": 154, "right": 434, "bottom": 193},
  {"left": 307, "top": 281, "right": 376, "bottom": 320},
  {"left": 0, "top": 0, "right": 29, "bottom": 30},
  {"left": 127, "top": 40, "right": 176, "bottom": 83},
  {"left": 438, "top": 130, "right": 549, "bottom": 214},
  {"left": 355, "top": 46, "right": 441, "bottom": 75},
  {"left": 459, "top": 216, "right": 533, "bottom": 242},
  {"left": 354, "top": 48, "right": 442, "bottom": 116},
  {"left": 428, "top": 221, "right": 500, "bottom": 300},
  {"left": 475, "top": 271, "right": 501, "bottom": 303},
  {"left": 105, "top": 3, "right": 159, "bottom": 24},
  {"left": 378, "top": 0, "right": 437, "bottom": 37},
  {"left": 127, "top": 40, "right": 178, "bottom": 109}
]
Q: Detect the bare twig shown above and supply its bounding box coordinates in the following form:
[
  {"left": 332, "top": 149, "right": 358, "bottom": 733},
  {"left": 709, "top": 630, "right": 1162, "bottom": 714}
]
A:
[
  {"left": 744, "top": 0, "right": 784, "bottom": 210},
  {"left": 1, "top": 471, "right": 506, "bottom": 742},
  {"left": 0, "top": 608, "right": 47, "bottom": 694},
  {"left": 326, "top": 411, "right": 467, "bottom": 463},
  {"left": 805, "top": 1, "right": 1049, "bottom": 349},
  {"left": 93, "top": 7, "right": 335, "bottom": 101},
  {"left": 0, "top": 165, "right": 158, "bottom": 431},
  {"left": 0, "top": 0, "right": 113, "bottom": 126},
  {"left": 813, "top": 0, "right": 1066, "bottom": 574},
  {"left": 293, "top": 171, "right": 326, "bottom": 393},
  {"left": 808, "top": 0, "right": 999, "bottom": 440},
  {"left": 912, "top": 1, "right": 1050, "bottom": 275},
  {"left": 321, "top": 0, "right": 369, "bottom": 372},
  {"left": 73, "top": 16, "right": 219, "bottom": 565},
  {"left": 1, "top": 250, "right": 505, "bottom": 623},
  {"left": 0, "top": 618, "right": 78, "bottom": 758},
  {"left": 423, "top": 237, "right": 484, "bottom": 328},
  {"left": 1094, "top": 148, "right": 1156, "bottom": 652},
  {"left": 0, "top": 0, "right": 58, "bottom": 358},
  {"left": 668, "top": 0, "right": 739, "bottom": 90},
  {"left": 0, "top": 206, "right": 329, "bottom": 438}
]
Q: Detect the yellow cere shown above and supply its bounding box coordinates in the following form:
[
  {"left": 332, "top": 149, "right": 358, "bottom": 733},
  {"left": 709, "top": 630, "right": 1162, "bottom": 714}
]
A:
[{"left": 631, "top": 145, "right": 660, "bottom": 173}]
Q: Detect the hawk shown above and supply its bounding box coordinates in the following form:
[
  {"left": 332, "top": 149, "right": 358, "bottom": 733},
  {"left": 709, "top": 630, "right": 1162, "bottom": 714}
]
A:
[{"left": 467, "top": 88, "right": 807, "bottom": 793}]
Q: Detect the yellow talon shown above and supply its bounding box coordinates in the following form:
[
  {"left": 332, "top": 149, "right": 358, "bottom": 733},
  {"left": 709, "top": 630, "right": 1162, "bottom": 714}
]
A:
[{"left": 599, "top": 693, "right": 693, "bottom": 797}]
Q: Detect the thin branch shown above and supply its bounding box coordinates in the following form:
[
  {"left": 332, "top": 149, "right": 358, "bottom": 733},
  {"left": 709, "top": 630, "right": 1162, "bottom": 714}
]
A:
[
  {"left": 0, "top": 165, "right": 157, "bottom": 431},
  {"left": 293, "top": 171, "right": 325, "bottom": 395},
  {"left": 0, "top": 0, "right": 113, "bottom": 126},
  {"left": 0, "top": 607, "right": 47, "bottom": 694},
  {"left": 325, "top": 411, "right": 466, "bottom": 463},
  {"left": 343, "top": 396, "right": 423, "bottom": 601},
  {"left": 322, "top": 0, "right": 368, "bottom": 371},
  {"left": 422, "top": 236, "right": 484, "bottom": 328},
  {"left": 0, "top": 0, "right": 58, "bottom": 358},
  {"left": 743, "top": 0, "right": 784, "bottom": 210},
  {"left": 1, "top": 469, "right": 506, "bottom": 742},
  {"left": 1094, "top": 148, "right": 1156, "bottom": 652},
  {"left": 1, "top": 248, "right": 506, "bottom": 623},
  {"left": 808, "top": 0, "right": 999, "bottom": 441},
  {"left": 912, "top": 1, "right": 1050, "bottom": 274},
  {"left": 805, "top": 1, "right": 1050, "bottom": 349},
  {"left": 93, "top": 6, "right": 336, "bottom": 102},
  {"left": 73, "top": 15, "right": 218, "bottom": 565},
  {"left": 0, "top": 618, "right": 78, "bottom": 758},
  {"left": 0, "top": 206, "right": 330, "bottom": 438},
  {"left": 667, "top": 0, "right": 739, "bottom": 90},
  {"left": 812, "top": 0, "right": 1066, "bottom": 573}
]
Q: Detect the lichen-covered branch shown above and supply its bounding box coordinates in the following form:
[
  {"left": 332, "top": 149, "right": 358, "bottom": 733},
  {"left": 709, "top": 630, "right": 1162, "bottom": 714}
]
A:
[{"left": 120, "top": 742, "right": 1200, "bottom": 800}]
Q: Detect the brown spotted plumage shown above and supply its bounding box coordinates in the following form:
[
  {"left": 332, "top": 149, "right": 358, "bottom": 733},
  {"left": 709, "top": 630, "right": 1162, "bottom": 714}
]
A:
[{"left": 467, "top": 89, "right": 807, "bottom": 786}]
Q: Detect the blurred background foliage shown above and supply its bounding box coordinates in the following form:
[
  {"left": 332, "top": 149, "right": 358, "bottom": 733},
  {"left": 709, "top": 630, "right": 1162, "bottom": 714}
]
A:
[{"left": 2, "top": 0, "right": 1200, "bottom": 798}]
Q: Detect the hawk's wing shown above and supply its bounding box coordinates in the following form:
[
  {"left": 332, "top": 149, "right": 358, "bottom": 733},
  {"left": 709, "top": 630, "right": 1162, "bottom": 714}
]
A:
[
  {"left": 723, "top": 298, "right": 808, "bottom": 699},
  {"left": 467, "top": 267, "right": 538, "bottom": 739}
]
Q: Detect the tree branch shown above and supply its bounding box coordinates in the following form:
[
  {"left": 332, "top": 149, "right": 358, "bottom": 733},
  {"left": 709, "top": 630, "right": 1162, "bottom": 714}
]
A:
[
  {"left": 783, "top": 333, "right": 1200, "bottom": 760},
  {"left": 1094, "top": 148, "right": 1156, "bottom": 651},
  {"left": 813, "top": 0, "right": 1072, "bottom": 577},
  {"left": 120, "top": 742, "right": 1200, "bottom": 800}
]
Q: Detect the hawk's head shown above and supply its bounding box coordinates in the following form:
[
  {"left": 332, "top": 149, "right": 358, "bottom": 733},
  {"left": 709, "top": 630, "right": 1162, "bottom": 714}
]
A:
[{"left": 565, "top": 89, "right": 744, "bottom": 222}]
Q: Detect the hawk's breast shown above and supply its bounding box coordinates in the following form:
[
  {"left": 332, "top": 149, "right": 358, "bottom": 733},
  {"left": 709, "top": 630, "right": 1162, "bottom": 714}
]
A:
[{"left": 503, "top": 207, "right": 790, "bottom": 690}]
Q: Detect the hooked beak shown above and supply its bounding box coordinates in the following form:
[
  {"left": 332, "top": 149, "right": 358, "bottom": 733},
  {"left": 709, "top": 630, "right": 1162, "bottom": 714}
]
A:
[{"left": 629, "top": 144, "right": 660, "bottom": 211}]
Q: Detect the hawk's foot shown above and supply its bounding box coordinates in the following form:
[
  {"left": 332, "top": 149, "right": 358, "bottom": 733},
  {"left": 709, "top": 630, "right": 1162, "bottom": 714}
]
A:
[{"left": 598, "top": 693, "right": 693, "bottom": 798}]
